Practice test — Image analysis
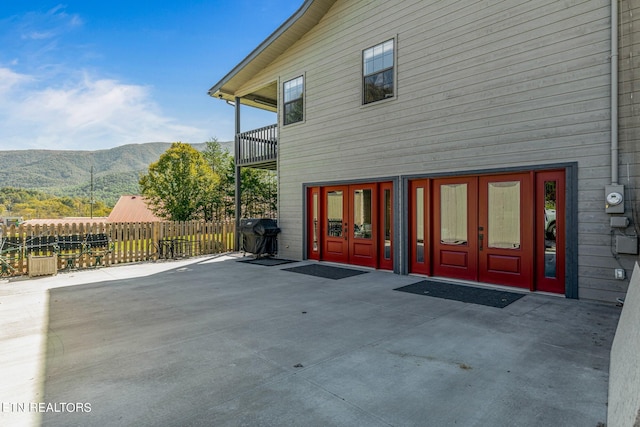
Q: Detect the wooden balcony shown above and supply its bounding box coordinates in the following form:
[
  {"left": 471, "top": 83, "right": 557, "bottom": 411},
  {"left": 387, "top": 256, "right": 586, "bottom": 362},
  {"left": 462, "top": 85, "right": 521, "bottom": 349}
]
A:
[{"left": 236, "top": 124, "right": 277, "bottom": 170}]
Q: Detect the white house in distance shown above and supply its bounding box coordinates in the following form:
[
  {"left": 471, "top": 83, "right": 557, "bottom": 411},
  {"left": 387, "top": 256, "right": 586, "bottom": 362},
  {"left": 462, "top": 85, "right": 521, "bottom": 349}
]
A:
[{"left": 209, "top": 0, "right": 639, "bottom": 302}]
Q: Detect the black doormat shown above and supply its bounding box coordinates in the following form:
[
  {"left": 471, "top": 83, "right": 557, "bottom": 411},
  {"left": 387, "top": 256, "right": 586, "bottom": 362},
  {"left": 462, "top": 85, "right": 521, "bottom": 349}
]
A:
[
  {"left": 283, "top": 264, "right": 368, "bottom": 280},
  {"left": 238, "top": 257, "right": 296, "bottom": 266},
  {"left": 394, "top": 280, "right": 526, "bottom": 308}
]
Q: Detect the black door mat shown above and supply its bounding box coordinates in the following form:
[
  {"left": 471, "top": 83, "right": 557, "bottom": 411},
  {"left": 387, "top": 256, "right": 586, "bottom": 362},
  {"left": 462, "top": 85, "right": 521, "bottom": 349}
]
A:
[
  {"left": 238, "top": 257, "right": 296, "bottom": 266},
  {"left": 283, "top": 264, "right": 368, "bottom": 280},
  {"left": 394, "top": 280, "right": 526, "bottom": 308}
]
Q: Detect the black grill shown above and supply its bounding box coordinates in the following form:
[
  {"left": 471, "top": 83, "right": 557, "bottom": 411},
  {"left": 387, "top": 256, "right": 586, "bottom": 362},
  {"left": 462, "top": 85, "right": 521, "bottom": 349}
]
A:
[{"left": 239, "top": 218, "right": 280, "bottom": 256}]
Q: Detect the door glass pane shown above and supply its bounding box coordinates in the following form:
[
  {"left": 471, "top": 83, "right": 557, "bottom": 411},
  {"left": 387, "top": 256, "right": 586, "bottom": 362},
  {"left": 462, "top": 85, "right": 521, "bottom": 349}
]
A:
[
  {"left": 488, "top": 181, "right": 520, "bottom": 249},
  {"left": 312, "top": 193, "right": 319, "bottom": 251},
  {"left": 327, "top": 190, "right": 343, "bottom": 237},
  {"left": 383, "top": 189, "right": 391, "bottom": 260},
  {"left": 440, "top": 183, "right": 467, "bottom": 245},
  {"left": 544, "top": 181, "right": 557, "bottom": 278},
  {"left": 415, "top": 187, "right": 424, "bottom": 262},
  {"left": 353, "top": 189, "right": 372, "bottom": 239}
]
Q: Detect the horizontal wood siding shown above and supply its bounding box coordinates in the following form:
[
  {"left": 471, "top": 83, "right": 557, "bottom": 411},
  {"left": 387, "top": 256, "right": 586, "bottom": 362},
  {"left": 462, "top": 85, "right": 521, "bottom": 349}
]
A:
[
  {"left": 238, "top": 0, "right": 637, "bottom": 301},
  {"left": 604, "top": 0, "right": 640, "bottom": 302}
]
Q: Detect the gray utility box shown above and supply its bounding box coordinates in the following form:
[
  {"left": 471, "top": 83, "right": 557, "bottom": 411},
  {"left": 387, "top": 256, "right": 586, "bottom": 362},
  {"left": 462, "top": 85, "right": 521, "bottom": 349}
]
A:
[
  {"left": 615, "top": 235, "right": 638, "bottom": 255},
  {"left": 610, "top": 216, "right": 630, "bottom": 228}
]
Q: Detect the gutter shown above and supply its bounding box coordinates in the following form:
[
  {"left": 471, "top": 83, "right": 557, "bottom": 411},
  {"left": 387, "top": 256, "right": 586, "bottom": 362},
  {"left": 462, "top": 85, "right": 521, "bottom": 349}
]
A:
[{"left": 611, "top": 0, "right": 619, "bottom": 185}]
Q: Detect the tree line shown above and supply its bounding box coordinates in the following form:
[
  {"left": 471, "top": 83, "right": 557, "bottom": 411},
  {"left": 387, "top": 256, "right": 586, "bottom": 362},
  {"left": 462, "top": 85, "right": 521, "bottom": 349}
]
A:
[
  {"left": 0, "top": 187, "right": 111, "bottom": 220},
  {"left": 139, "top": 140, "right": 276, "bottom": 221},
  {"left": 0, "top": 140, "right": 275, "bottom": 222}
]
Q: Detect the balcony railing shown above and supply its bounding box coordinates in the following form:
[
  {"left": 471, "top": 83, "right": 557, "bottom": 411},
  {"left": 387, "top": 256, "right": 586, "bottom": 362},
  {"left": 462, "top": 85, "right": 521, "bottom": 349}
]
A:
[{"left": 236, "top": 124, "right": 277, "bottom": 169}]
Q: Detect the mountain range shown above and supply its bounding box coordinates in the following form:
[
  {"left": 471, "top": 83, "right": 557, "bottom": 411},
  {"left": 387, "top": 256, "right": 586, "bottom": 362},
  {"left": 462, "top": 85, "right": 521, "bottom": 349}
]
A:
[{"left": 0, "top": 141, "right": 233, "bottom": 206}]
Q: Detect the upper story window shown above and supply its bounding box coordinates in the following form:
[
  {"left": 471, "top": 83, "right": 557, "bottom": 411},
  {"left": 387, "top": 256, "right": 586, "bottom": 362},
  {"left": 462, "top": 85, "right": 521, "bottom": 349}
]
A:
[
  {"left": 283, "top": 76, "right": 304, "bottom": 125},
  {"left": 363, "top": 39, "right": 394, "bottom": 104}
]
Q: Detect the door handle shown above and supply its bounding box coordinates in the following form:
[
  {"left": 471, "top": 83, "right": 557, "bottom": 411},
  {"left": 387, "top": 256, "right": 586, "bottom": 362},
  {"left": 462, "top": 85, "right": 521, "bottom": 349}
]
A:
[
  {"left": 344, "top": 223, "right": 348, "bottom": 240},
  {"left": 479, "top": 233, "right": 484, "bottom": 251}
]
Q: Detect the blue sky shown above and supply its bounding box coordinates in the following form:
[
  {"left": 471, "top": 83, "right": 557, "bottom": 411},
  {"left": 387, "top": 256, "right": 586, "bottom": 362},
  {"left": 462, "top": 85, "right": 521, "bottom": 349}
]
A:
[{"left": 0, "top": 0, "right": 301, "bottom": 151}]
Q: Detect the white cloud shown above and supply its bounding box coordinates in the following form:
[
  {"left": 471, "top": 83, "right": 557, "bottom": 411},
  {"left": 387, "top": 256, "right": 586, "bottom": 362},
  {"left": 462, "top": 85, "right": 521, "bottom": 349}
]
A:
[
  {"left": 17, "top": 5, "right": 83, "bottom": 41},
  {"left": 21, "top": 31, "right": 54, "bottom": 40},
  {"left": 0, "top": 69, "right": 210, "bottom": 150},
  {"left": 0, "top": 6, "right": 221, "bottom": 150},
  {"left": 0, "top": 67, "right": 32, "bottom": 94}
]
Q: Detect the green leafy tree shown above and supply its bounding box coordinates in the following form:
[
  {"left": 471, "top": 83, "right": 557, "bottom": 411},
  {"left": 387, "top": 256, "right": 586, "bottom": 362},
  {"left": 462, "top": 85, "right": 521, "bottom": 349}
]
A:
[
  {"left": 0, "top": 187, "right": 112, "bottom": 219},
  {"left": 203, "top": 139, "right": 277, "bottom": 220},
  {"left": 139, "top": 142, "right": 220, "bottom": 221},
  {"left": 240, "top": 168, "right": 277, "bottom": 218},
  {"left": 202, "top": 139, "right": 235, "bottom": 220}
]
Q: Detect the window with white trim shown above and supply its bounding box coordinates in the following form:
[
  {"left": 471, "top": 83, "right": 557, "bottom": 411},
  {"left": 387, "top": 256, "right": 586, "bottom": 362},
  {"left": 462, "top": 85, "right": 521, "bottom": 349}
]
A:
[
  {"left": 283, "top": 76, "right": 304, "bottom": 125},
  {"left": 362, "top": 39, "right": 394, "bottom": 104}
]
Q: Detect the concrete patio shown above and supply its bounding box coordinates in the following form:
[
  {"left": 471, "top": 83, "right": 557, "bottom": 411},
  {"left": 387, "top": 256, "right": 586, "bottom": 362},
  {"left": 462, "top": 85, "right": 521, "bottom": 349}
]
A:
[{"left": 0, "top": 254, "right": 621, "bottom": 426}]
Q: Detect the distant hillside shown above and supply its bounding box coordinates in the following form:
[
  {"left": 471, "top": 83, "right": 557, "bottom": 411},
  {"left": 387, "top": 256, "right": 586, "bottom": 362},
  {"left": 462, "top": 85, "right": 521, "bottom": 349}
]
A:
[{"left": 0, "top": 141, "right": 233, "bottom": 206}]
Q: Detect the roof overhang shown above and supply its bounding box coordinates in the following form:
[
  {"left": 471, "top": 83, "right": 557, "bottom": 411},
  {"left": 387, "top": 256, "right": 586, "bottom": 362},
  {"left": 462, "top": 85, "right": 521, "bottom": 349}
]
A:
[{"left": 207, "top": 0, "right": 337, "bottom": 111}]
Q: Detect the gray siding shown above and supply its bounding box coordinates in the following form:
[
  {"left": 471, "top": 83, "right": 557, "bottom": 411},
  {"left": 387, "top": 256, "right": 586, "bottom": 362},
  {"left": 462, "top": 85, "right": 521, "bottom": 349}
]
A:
[
  {"left": 612, "top": 0, "right": 640, "bottom": 302},
  {"left": 238, "top": 0, "right": 638, "bottom": 302}
]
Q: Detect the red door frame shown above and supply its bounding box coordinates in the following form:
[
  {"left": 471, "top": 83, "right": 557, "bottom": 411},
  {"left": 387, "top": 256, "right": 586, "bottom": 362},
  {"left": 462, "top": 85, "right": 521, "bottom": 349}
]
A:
[
  {"left": 307, "top": 186, "right": 320, "bottom": 261},
  {"left": 378, "top": 182, "right": 394, "bottom": 271},
  {"left": 535, "top": 170, "right": 565, "bottom": 293},
  {"left": 409, "top": 179, "right": 431, "bottom": 275}
]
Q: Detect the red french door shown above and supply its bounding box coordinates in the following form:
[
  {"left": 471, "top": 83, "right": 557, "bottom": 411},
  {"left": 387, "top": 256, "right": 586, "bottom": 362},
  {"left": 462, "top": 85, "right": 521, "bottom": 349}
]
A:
[
  {"left": 314, "top": 183, "right": 392, "bottom": 269},
  {"left": 413, "top": 173, "right": 536, "bottom": 289},
  {"left": 322, "top": 185, "right": 349, "bottom": 263},
  {"left": 348, "top": 183, "right": 378, "bottom": 267},
  {"left": 432, "top": 176, "right": 479, "bottom": 281},
  {"left": 478, "top": 173, "right": 533, "bottom": 289}
]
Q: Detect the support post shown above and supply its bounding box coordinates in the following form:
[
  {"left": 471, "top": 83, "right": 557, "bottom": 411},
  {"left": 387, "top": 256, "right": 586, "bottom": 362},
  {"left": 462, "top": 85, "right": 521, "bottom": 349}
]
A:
[{"left": 234, "top": 96, "right": 242, "bottom": 251}]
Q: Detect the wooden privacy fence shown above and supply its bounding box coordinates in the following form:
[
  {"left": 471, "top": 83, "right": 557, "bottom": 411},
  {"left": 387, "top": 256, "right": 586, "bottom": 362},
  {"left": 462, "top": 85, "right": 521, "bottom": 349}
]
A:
[{"left": 0, "top": 220, "right": 235, "bottom": 277}]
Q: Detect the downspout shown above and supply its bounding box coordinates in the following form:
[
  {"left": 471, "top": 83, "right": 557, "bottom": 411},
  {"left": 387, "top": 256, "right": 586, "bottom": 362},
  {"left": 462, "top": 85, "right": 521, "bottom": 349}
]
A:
[
  {"left": 611, "top": 0, "right": 619, "bottom": 185},
  {"left": 235, "top": 96, "right": 242, "bottom": 251}
]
